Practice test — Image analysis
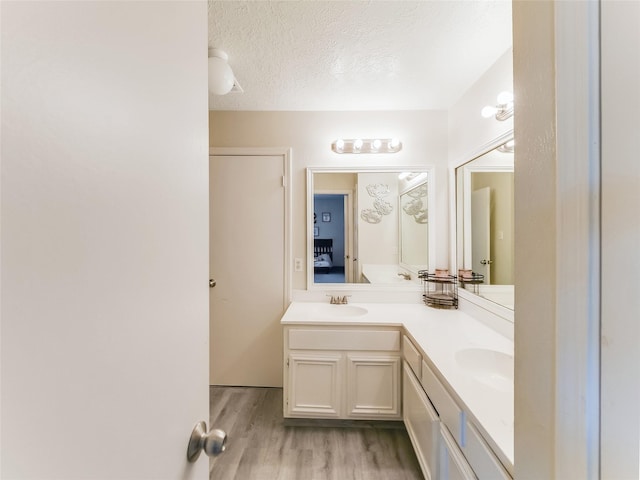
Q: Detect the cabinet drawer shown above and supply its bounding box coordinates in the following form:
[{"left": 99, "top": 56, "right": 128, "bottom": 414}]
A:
[
  {"left": 402, "top": 335, "right": 422, "bottom": 377},
  {"left": 440, "top": 423, "right": 476, "bottom": 480},
  {"left": 289, "top": 329, "right": 400, "bottom": 351},
  {"left": 422, "top": 359, "right": 465, "bottom": 446},
  {"left": 464, "top": 421, "right": 511, "bottom": 480},
  {"left": 403, "top": 364, "right": 438, "bottom": 480}
]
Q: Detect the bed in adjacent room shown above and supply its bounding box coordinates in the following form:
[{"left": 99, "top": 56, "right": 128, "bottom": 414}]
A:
[{"left": 314, "top": 238, "right": 333, "bottom": 274}]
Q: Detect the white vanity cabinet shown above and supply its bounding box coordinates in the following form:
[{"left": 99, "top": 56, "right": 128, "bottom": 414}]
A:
[
  {"left": 284, "top": 326, "right": 401, "bottom": 420},
  {"left": 403, "top": 363, "right": 439, "bottom": 480},
  {"left": 280, "top": 304, "right": 513, "bottom": 478},
  {"left": 402, "top": 335, "right": 510, "bottom": 480},
  {"left": 440, "top": 424, "right": 477, "bottom": 480}
]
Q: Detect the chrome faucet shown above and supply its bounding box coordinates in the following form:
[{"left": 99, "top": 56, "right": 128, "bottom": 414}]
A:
[
  {"left": 327, "top": 294, "right": 350, "bottom": 304},
  {"left": 397, "top": 272, "right": 412, "bottom": 280}
]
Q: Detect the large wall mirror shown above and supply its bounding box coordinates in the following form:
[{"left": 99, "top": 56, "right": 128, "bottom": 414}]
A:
[
  {"left": 307, "top": 167, "right": 434, "bottom": 290},
  {"left": 456, "top": 137, "right": 514, "bottom": 311}
]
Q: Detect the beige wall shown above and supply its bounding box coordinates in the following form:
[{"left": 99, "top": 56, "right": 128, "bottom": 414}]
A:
[
  {"left": 601, "top": 1, "right": 640, "bottom": 477},
  {"left": 210, "top": 110, "right": 448, "bottom": 290},
  {"left": 513, "top": 1, "right": 557, "bottom": 478},
  {"left": 448, "top": 48, "right": 514, "bottom": 166},
  {"left": 315, "top": 172, "right": 356, "bottom": 191},
  {"left": 513, "top": 2, "right": 640, "bottom": 477}
]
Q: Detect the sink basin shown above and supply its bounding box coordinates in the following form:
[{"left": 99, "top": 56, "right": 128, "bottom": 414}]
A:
[
  {"left": 455, "top": 348, "right": 514, "bottom": 392},
  {"left": 311, "top": 304, "right": 368, "bottom": 318}
]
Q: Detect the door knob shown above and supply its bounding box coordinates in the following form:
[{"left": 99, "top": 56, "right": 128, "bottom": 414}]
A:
[
  {"left": 209, "top": 279, "right": 216, "bottom": 288},
  {"left": 480, "top": 259, "right": 493, "bottom": 265},
  {"left": 187, "top": 421, "right": 227, "bottom": 462}
]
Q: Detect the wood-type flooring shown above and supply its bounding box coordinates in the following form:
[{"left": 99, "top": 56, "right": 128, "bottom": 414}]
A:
[{"left": 209, "top": 386, "right": 423, "bottom": 480}]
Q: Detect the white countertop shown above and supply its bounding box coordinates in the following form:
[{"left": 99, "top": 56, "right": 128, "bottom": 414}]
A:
[
  {"left": 281, "top": 301, "right": 514, "bottom": 474},
  {"left": 360, "top": 264, "right": 421, "bottom": 285}
]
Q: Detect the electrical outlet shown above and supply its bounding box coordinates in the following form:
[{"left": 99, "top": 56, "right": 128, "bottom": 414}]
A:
[{"left": 294, "top": 258, "right": 303, "bottom": 271}]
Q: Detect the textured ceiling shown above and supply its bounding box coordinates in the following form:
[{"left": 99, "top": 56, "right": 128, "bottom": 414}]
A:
[{"left": 208, "top": 1, "right": 512, "bottom": 111}]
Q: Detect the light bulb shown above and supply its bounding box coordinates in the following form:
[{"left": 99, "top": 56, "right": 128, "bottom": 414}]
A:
[
  {"left": 481, "top": 106, "right": 497, "bottom": 118},
  {"left": 390, "top": 138, "right": 400, "bottom": 149},
  {"left": 335, "top": 139, "right": 345, "bottom": 152},
  {"left": 372, "top": 139, "right": 382, "bottom": 151},
  {"left": 497, "top": 91, "right": 514, "bottom": 105},
  {"left": 353, "top": 139, "right": 363, "bottom": 151}
]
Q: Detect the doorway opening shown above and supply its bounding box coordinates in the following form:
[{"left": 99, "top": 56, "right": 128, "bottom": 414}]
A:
[{"left": 313, "top": 193, "right": 347, "bottom": 283}]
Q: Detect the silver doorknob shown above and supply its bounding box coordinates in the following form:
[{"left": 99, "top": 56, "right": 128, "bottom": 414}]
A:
[
  {"left": 209, "top": 279, "right": 216, "bottom": 288},
  {"left": 187, "top": 421, "right": 227, "bottom": 462},
  {"left": 480, "top": 259, "right": 494, "bottom": 265}
]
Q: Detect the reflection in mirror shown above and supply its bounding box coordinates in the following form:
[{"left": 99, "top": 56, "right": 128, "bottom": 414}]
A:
[
  {"left": 308, "top": 168, "right": 432, "bottom": 289},
  {"left": 456, "top": 140, "right": 514, "bottom": 309},
  {"left": 400, "top": 180, "right": 428, "bottom": 269}
]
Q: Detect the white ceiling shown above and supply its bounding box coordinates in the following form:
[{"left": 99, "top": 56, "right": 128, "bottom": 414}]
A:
[{"left": 207, "top": 1, "right": 512, "bottom": 111}]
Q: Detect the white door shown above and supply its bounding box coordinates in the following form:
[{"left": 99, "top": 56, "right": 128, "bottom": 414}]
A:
[
  {"left": 471, "top": 187, "right": 492, "bottom": 282},
  {"left": 210, "top": 154, "right": 287, "bottom": 387},
  {"left": 1, "top": 2, "right": 210, "bottom": 478}
]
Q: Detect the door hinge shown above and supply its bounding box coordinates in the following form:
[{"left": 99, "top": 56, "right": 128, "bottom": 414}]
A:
[{"left": 286, "top": 358, "right": 289, "bottom": 367}]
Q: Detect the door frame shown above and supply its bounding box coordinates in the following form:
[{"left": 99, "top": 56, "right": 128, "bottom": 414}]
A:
[{"left": 209, "top": 147, "right": 292, "bottom": 305}]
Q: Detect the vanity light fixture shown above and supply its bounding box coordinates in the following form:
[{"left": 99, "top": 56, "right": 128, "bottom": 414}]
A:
[
  {"left": 331, "top": 138, "right": 403, "bottom": 154},
  {"left": 481, "top": 91, "right": 514, "bottom": 121},
  {"left": 497, "top": 139, "right": 515, "bottom": 153}
]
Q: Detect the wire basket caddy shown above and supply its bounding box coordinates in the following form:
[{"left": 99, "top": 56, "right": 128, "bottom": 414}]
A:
[
  {"left": 457, "top": 271, "right": 485, "bottom": 295},
  {"left": 418, "top": 270, "right": 458, "bottom": 309}
]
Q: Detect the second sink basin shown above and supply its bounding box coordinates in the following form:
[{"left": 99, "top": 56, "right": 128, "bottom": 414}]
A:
[
  {"left": 311, "top": 304, "right": 368, "bottom": 318},
  {"left": 455, "top": 348, "right": 514, "bottom": 392}
]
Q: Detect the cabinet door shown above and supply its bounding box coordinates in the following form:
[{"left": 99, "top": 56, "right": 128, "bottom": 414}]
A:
[
  {"left": 347, "top": 354, "right": 401, "bottom": 419},
  {"left": 440, "top": 424, "right": 477, "bottom": 480},
  {"left": 463, "top": 421, "right": 511, "bottom": 479},
  {"left": 287, "top": 353, "right": 342, "bottom": 417},
  {"left": 403, "top": 364, "right": 439, "bottom": 480}
]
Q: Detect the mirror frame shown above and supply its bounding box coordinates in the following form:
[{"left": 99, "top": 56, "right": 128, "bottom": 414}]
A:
[
  {"left": 307, "top": 166, "right": 435, "bottom": 292},
  {"left": 450, "top": 131, "right": 514, "bottom": 323}
]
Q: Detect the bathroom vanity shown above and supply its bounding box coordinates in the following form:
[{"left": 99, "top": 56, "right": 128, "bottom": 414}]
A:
[
  {"left": 285, "top": 323, "right": 402, "bottom": 419},
  {"left": 281, "top": 302, "right": 513, "bottom": 479}
]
